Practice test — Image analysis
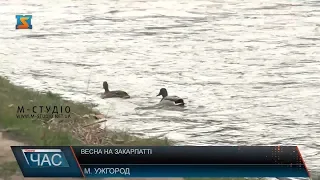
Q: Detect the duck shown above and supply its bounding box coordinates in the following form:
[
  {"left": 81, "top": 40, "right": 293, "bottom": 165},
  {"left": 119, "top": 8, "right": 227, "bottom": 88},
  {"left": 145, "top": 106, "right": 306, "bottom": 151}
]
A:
[
  {"left": 156, "top": 88, "right": 185, "bottom": 106},
  {"left": 101, "top": 81, "right": 130, "bottom": 99}
]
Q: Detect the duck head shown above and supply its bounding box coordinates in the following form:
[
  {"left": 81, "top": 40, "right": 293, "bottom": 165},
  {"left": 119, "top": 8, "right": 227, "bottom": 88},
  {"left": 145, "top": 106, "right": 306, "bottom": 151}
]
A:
[
  {"left": 157, "top": 88, "right": 168, "bottom": 98},
  {"left": 103, "top": 81, "right": 109, "bottom": 92}
]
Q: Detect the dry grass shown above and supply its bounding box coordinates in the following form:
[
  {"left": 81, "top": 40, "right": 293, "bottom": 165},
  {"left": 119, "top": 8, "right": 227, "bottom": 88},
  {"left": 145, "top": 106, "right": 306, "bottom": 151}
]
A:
[{"left": 43, "top": 112, "right": 171, "bottom": 146}]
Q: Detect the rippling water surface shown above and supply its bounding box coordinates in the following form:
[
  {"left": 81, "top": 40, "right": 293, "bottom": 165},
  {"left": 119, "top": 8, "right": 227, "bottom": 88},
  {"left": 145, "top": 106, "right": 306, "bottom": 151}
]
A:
[{"left": 0, "top": 0, "right": 319, "bottom": 171}]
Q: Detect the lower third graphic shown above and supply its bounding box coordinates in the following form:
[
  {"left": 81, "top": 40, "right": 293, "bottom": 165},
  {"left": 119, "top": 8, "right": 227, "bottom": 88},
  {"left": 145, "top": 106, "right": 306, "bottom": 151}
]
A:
[
  {"left": 16, "top": 15, "right": 32, "bottom": 29},
  {"left": 22, "top": 149, "right": 69, "bottom": 167}
]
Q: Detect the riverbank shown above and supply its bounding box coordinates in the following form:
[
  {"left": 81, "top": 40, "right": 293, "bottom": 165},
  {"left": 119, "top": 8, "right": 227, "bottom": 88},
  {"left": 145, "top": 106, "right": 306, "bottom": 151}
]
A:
[
  {"left": 0, "top": 75, "right": 173, "bottom": 146},
  {"left": 0, "top": 76, "right": 175, "bottom": 179},
  {"left": 0, "top": 76, "right": 236, "bottom": 180},
  {"left": 0, "top": 76, "right": 317, "bottom": 180}
]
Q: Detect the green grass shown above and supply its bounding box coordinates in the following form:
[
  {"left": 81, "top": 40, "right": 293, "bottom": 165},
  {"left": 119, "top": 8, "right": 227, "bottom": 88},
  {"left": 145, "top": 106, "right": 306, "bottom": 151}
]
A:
[
  {"left": 0, "top": 76, "right": 170, "bottom": 177},
  {"left": 0, "top": 78, "right": 84, "bottom": 145},
  {"left": 0, "top": 161, "right": 19, "bottom": 178},
  {"left": 0, "top": 76, "right": 170, "bottom": 146}
]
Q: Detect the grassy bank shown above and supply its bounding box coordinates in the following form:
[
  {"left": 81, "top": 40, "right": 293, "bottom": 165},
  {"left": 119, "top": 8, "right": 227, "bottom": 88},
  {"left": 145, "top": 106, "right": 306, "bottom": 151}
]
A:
[
  {"left": 0, "top": 76, "right": 170, "bottom": 178},
  {"left": 0, "top": 76, "right": 317, "bottom": 180},
  {"left": 0, "top": 76, "right": 170, "bottom": 146}
]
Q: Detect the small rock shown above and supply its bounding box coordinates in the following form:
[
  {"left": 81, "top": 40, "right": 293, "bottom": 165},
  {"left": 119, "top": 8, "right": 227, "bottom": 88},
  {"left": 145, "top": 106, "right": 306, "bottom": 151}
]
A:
[
  {"left": 82, "top": 114, "right": 90, "bottom": 118},
  {"left": 94, "top": 114, "right": 105, "bottom": 120},
  {"left": 92, "top": 124, "right": 100, "bottom": 129},
  {"left": 0, "top": 128, "right": 20, "bottom": 132},
  {"left": 8, "top": 104, "right": 14, "bottom": 108},
  {"left": 113, "top": 138, "right": 125, "bottom": 144}
]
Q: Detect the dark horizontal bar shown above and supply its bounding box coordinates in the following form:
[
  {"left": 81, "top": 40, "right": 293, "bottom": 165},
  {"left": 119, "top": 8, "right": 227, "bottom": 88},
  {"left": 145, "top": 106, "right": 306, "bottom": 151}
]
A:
[
  {"left": 81, "top": 164, "right": 309, "bottom": 178},
  {"left": 72, "top": 146, "right": 304, "bottom": 165}
]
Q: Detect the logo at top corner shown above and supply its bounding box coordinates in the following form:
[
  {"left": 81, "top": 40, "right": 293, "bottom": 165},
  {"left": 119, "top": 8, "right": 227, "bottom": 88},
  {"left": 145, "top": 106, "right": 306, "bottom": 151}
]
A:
[
  {"left": 16, "top": 15, "right": 32, "bottom": 29},
  {"left": 22, "top": 149, "right": 69, "bottom": 167}
]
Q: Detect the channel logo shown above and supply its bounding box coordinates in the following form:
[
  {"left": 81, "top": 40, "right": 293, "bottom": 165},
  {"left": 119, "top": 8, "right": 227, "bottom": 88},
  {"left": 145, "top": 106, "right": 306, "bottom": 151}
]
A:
[
  {"left": 22, "top": 149, "right": 69, "bottom": 167},
  {"left": 16, "top": 15, "right": 32, "bottom": 29}
]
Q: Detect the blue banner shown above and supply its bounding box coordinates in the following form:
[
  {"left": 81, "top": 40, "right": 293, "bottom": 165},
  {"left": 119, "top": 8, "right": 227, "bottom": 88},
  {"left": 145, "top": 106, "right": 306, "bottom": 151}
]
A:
[
  {"left": 11, "top": 146, "right": 310, "bottom": 178},
  {"left": 11, "top": 146, "right": 82, "bottom": 177},
  {"left": 82, "top": 164, "right": 308, "bottom": 178}
]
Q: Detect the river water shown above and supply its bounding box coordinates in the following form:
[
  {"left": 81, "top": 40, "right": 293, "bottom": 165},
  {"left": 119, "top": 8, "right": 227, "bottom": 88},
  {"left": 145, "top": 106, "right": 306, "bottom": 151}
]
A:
[{"left": 0, "top": 0, "right": 319, "bottom": 172}]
